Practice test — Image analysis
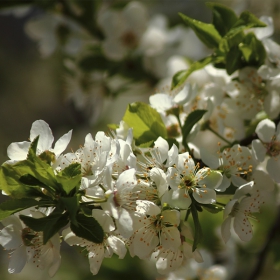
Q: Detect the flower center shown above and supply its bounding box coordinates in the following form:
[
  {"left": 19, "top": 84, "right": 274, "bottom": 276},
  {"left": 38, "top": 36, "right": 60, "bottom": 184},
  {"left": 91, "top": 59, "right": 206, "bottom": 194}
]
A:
[{"left": 120, "top": 31, "right": 138, "bottom": 48}]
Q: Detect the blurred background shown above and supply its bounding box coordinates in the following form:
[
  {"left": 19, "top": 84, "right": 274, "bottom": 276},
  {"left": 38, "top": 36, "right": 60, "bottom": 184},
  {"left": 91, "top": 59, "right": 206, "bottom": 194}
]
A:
[{"left": 0, "top": 0, "right": 280, "bottom": 279}]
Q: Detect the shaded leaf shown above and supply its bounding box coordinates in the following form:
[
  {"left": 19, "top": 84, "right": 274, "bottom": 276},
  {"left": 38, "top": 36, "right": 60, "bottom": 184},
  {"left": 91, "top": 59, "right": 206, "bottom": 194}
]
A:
[
  {"left": 70, "top": 214, "right": 104, "bottom": 243},
  {"left": 191, "top": 202, "right": 203, "bottom": 251},
  {"left": 123, "top": 102, "right": 167, "bottom": 146}
]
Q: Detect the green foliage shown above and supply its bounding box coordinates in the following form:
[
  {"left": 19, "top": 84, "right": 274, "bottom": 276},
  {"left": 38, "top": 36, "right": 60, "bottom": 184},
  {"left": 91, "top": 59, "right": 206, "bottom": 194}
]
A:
[
  {"left": 20, "top": 211, "right": 69, "bottom": 244},
  {"left": 56, "top": 163, "right": 81, "bottom": 195},
  {"left": 206, "top": 2, "right": 238, "bottom": 36},
  {"left": 122, "top": 102, "right": 167, "bottom": 147},
  {"left": 70, "top": 214, "right": 104, "bottom": 244},
  {"left": 0, "top": 198, "right": 50, "bottom": 220},
  {"left": 182, "top": 109, "right": 207, "bottom": 147},
  {"left": 178, "top": 13, "right": 222, "bottom": 49},
  {"left": 172, "top": 4, "right": 267, "bottom": 88},
  {"left": 202, "top": 203, "right": 224, "bottom": 214},
  {"left": 191, "top": 201, "right": 203, "bottom": 252}
]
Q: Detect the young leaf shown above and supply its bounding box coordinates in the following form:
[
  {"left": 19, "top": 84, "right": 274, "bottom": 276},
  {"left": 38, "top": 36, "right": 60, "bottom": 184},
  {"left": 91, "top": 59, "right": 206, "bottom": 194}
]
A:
[
  {"left": 20, "top": 212, "right": 69, "bottom": 244},
  {"left": 191, "top": 202, "right": 203, "bottom": 251},
  {"left": 70, "top": 214, "right": 104, "bottom": 244},
  {"left": 182, "top": 110, "right": 207, "bottom": 146},
  {"left": 0, "top": 165, "right": 42, "bottom": 199},
  {"left": 225, "top": 45, "right": 243, "bottom": 75},
  {"left": 122, "top": 102, "right": 167, "bottom": 146},
  {"left": 206, "top": 2, "right": 238, "bottom": 36},
  {"left": 179, "top": 12, "right": 222, "bottom": 49},
  {"left": 171, "top": 56, "right": 214, "bottom": 89},
  {"left": 56, "top": 163, "right": 81, "bottom": 195},
  {"left": 0, "top": 198, "right": 51, "bottom": 220}
]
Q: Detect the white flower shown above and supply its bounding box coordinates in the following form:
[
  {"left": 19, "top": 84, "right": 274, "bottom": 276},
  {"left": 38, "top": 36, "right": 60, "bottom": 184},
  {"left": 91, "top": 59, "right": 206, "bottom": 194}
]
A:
[
  {"left": 252, "top": 118, "right": 280, "bottom": 182},
  {"left": 0, "top": 212, "right": 61, "bottom": 276},
  {"left": 63, "top": 209, "right": 126, "bottom": 275},
  {"left": 7, "top": 120, "right": 72, "bottom": 163},
  {"left": 129, "top": 200, "right": 181, "bottom": 259},
  {"left": 163, "top": 152, "right": 222, "bottom": 209},
  {"left": 200, "top": 144, "right": 255, "bottom": 191},
  {"left": 221, "top": 178, "right": 272, "bottom": 243},
  {"left": 98, "top": 1, "right": 147, "bottom": 60}
]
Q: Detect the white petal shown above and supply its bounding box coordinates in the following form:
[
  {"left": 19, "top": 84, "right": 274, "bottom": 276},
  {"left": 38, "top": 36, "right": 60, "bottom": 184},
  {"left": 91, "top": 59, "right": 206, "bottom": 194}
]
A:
[
  {"left": 161, "top": 227, "right": 181, "bottom": 250},
  {"left": 252, "top": 139, "right": 266, "bottom": 162},
  {"left": 200, "top": 147, "right": 220, "bottom": 169},
  {"left": 53, "top": 130, "right": 72, "bottom": 156},
  {"left": 136, "top": 200, "right": 161, "bottom": 216},
  {"left": 150, "top": 167, "right": 167, "bottom": 198},
  {"left": 266, "top": 157, "right": 280, "bottom": 183},
  {"left": 221, "top": 216, "right": 232, "bottom": 243},
  {"left": 199, "top": 170, "right": 223, "bottom": 189},
  {"left": 193, "top": 188, "right": 216, "bottom": 204},
  {"left": 88, "top": 244, "right": 104, "bottom": 275},
  {"left": 216, "top": 175, "right": 230, "bottom": 192},
  {"left": 7, "top": 142, "right": 30, "bottom": 160},
  {"left": 116, "top": 168, "right": 137, "bottom": 191},
  {"left": 116, "top": 208, "right": 133, "bottom": 238},
  {"left": 92, "top": 209, "right": 115, "bottom": 232},
  {"left": 233, "top": 212, "right": 253, "bottom": 242},
  {"left": 255, "top": 119, "right": 275, "bottom": 143},
  {"left": 8, "top": 246, "right": 27, "bottom": 273},
  {"left": 149, "top": 93, "right": 174, "bottom": 112},
  {"left": 154, "top": 137, "right": 169, "bottom": 163},
  {"left": 30, "top": 120, "right": 54, "bottom": 152},
  {"left": 107, "top": 236, "right": 127, "bottom": 259}
]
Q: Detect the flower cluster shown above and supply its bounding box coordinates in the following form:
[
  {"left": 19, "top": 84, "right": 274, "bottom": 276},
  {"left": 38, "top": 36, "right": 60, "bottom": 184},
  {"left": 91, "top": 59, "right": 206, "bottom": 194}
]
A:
[{"left": 0, "top": 1, "right": 280, "bottom": 280}]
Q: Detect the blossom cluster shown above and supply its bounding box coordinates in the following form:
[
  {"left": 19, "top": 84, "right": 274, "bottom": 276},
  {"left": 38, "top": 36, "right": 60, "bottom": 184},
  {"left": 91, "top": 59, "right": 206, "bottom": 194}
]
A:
[{"left": 0, "top": 1, "right": 280, "bottom": 280}]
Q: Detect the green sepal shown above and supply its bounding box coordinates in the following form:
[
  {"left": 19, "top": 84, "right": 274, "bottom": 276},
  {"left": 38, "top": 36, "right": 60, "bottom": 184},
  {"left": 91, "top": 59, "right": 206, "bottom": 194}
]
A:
[
  {"left": 0, "top": 198, "right": 52, "bottom": 221},
  {"left": 56, "top": 163, "right": 81, "bottom": 195},
  {"left": 206, "top": 2, "right": 238, "bottom": 36},
  {"left": 171, "top": 56, "right": 214, "bottom": 89},
  {"left": 122, "top": 102, "right": 167, "bottom": 146},
  {"left": 182, "top": 110, "right": 207, "bottom": 147},
  {"left": 202, "top": 203, "right": 224, "bottom": 214},
  {"left": 70, "top": 214, "right": 104, "bottom": 243},
  {"left": 20, "top": 211, "right": 69, "bottom": 244},
  {"left": 191, "top": 202, "right": 203, "bottom": 252},
  {"left": 179, "top": 13, "right": 222, "bottom": 49}
]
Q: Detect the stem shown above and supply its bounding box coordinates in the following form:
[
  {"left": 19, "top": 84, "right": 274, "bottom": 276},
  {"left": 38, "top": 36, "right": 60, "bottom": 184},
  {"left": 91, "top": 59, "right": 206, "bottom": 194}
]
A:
[
  {"left": 248, "top": 206, "right": 280, "bottom": 280},
  {"left": 207, "top": 126, "right": 232, "bottom": 146}
]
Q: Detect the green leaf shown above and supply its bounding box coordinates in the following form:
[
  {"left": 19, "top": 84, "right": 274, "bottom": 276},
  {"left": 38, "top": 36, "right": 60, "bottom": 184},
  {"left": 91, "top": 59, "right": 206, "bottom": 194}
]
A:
[
  {"left": 179, "top": 12, "right": 222, "bottom": 49},
  {"left": 0, "top": 198, "right": 50, "bottom": 220},
  {"left": 122, "top": 102, "right": 167, "bottom": 146},
  {"left": 191, "top": 202, "right": 203, "bottom": 251},
  {"left": 0, "top": 165, "right": 42, "bottom": 199},
  {"left": 56, "top": 163, "right": 81, "bottom": 195},
  {"left": 233, "top": 11, "right": 267, "bottom": 29},
  {"left": 225, "top": 45, "right": 243, "bottom": 75},
  {"left": 206, "top": 2, "right": 238, "bottom": 36},
  {"left": 20, "top": 212, "right": 69, "bottom": 244},
  {"left": 60, "top": 196, "right": 79, "bottom": 226},
  {"left": 165, "top": 138, "right": 180, "bottom": 150},
  {"left": 70, "top": 214, "right": 104, "bottom": 243},
  {"left": 171, "top": 56, "right": 214, "bottom": 89},
  {"left": 182, "top": 110, "right": 207, "bottom": 146},
  {"left": 239, "top": 32, "right": 266, "bottom": 65}
]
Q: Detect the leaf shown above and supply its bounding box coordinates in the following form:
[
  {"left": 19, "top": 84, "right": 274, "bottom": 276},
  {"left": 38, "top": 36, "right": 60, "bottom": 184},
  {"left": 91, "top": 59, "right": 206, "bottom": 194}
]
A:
[
  {"left": 70, "top": 214, "right": 104, "bottom": 243},
  {"left": 239, "top": 32, "right": 266, "bottom": 65},
  {"left": 191, "top": 202, "right": 203, "bottom": 251},
  {"left": 165, "top": 138, "right": 180, "bottom": 150},
  {"left": 206, "top": 2, "right": 238, "bottom": 36},
  {"left": 123, "top": 102, "right": 167, "bottom": 146},
  {"left": 233, "top": 11, "right": 267, "bottom": 29},
  {"left": 179, "top": 13, "right": 222, "bottom": 48},
  {"left": 60, "top": 196, "right": 79, "bottom": 226},
  {"left": 0, "top": 165, "right": 42, "bottom": 199},
  {"left": 20, "top": 212, "right": 69, "bottom": 244},
  {"left": 0, "top": 198, "right": 50, "bottom": 220},
  {"left": 182, "top": 110, "right": 207, "bottom": 146},
  {"left": 225, "top": 45, "right": 243, "bottom": 75},
  {"left": 56, "top": 163, "right": 81, "bottom": 195},
  {"left": 171, "top": 56, "right": 214, "bottom": 89}
]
